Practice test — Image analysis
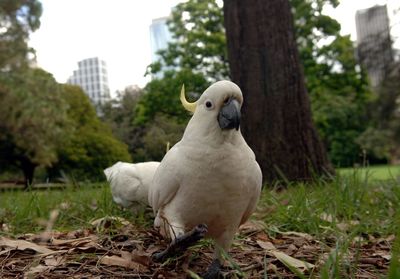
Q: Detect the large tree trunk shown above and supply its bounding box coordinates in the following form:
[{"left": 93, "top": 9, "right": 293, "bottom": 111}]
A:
[
  {"left": 21, "top": 158, "right": 36, "bottom": 189},
  {"left": 223, "top": 0, "right": 333, "bottom": 182}
]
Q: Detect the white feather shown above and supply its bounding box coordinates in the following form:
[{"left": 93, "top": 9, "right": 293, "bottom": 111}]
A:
[
  {"left": 104, "top": 161, "right": 160, "bottom": 212},
  {"left": 148, "top": 80, "right": 262, "bottom": 255}
]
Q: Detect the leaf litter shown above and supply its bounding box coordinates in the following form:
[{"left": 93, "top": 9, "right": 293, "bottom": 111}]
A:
[{"left": 0, "top": 219, "right": 394, "bottom": 278}]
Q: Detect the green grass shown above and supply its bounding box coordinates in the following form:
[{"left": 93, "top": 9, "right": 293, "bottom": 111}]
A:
[
  {"left": 258, "top": 171, "right": 400, "bottom": 278},
  {"left": 338, "top": 164, "right": 400, "bottom": 181},
  {"left": 0, "top": 183, "right": 151, "bottom": 236},
  {"left": 1, "top": 168, "right": 399, "bottom": 277},
  {"left": 260, "top": 174, "right": 400, "bottom": 238}
]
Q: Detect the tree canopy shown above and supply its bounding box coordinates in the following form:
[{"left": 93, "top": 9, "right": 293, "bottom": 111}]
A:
[
  {"left": 148, "top": 0, "right": 372, "bottom": 167},
  {"left": 102, "top": 70, "right": 207, "bottom": 162},
  {"left": 146, "top": 0, "right": 228, "bottom": 82},
  {"left": 0, "top": 0, "right": 42, "bottom": 69},
  {"left": 0, "top": 69, "right": 69, "bottom": 185},
  {"left": 49, "top": 85, "right": 131, "bottom": 181}
]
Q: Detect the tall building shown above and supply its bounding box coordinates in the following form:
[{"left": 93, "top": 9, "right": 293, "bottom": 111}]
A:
[
  {"left": 149, "top": 16, "right": 172, "bottom": 62},
  {"left": 149, "top": 16, "right": 173, "bottom": 78},
  {"left": 67, "top": 57, "right": 111, "bottom": 105},
  {"left": 355, "top": 5, "right": 393, "bottom": 87}
]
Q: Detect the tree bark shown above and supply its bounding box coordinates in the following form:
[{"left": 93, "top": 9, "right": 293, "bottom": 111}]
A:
[
  {"left": 223, "top": 0, "right": 333, "bottom": 183},
  {"left": 21, "top": 158, "right": 36, "bottom": 189}
]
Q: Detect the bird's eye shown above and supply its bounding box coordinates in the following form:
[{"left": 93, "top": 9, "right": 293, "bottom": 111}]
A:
[{"left": 205, "top": 100, "right": 214, "bottom": 110}]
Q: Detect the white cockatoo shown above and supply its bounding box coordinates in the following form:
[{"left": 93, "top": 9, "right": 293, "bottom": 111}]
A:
[
  {"left": 104, "top": 161, "right": 160, "bottom": 213},
  {"left": 148, "top": 80, "right": 262, "bottom": 278}
]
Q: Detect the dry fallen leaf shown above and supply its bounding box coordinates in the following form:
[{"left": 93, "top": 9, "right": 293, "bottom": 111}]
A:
[
  {"left": 272, "top": 250, "right": 315, "bottom": 272},
  {"left": 99, "top": 255, "right": 148, "bottom": 271},
  {"left": 120, "top": 250, "right": 151, "bottom": 267},
  {"left": 373, "top": 251, "right": 392, "bottom": 261},
  {"left": 239, "top": 220, "right": 266, "bottom": 234},
  {"left": 336, "top": 220, "right": 360, "bottom": 231},
  {"left": 51, "top": 236, "right": 98, "bottom": 247},
  {"left": 256, "top": 240, "right": 276, "bottom": 251},
  {"left": 131, "top": 250, "right": 151, "bottom": 266},
  {"left": 319, "top": 212, "right": 337, "bottom": 223},
  {"left": 0, "top": 237, "right": 54, "bottom": 254},
  {"left": 44, "top": 255, "right": 66, "bottom": 267},
  {"left": 256, "top": 239, "right": 314, "bottom": 274},
  {"left": 24, "top": 264, "right": 50, "bottom": 277},
  {"left": 280, "top": 231, "right": 314, "bottom": 241},
  {"left": 91, "top": 216, "right": 130, "bottom": 227}
]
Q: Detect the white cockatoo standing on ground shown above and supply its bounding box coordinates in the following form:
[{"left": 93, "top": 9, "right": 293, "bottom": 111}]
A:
[
  {"left": 104, "top": 161, "right": 160, "bottom": 213},
  {"left": 148, "top": 81, "right": 262, "bottom": 278}
]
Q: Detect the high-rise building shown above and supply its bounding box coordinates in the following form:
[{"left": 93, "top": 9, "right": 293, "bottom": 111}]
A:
[
  {"left": 355, "top": 5, "right": 393, "bottom": 87},
  {"left": 67, "top": 57, "right": 111, "bottom": 105},
  {"left": 149, "top": 16, "right": 173, "bottom": 78},
  {"left": 149, "top": 16, "right": 172, "bottom": 63}
]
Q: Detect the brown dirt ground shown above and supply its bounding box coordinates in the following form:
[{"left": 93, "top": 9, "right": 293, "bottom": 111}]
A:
[{"left": 0, "top": 220, "right": 393, "bottom": 278}]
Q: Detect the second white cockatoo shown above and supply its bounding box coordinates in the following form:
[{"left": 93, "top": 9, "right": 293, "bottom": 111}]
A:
[
  {"left": 148, "top": 80, "right": 262, "bottom": 278},
  {"left": 104, "top": 161, "right": 160, "bottom": 213}
]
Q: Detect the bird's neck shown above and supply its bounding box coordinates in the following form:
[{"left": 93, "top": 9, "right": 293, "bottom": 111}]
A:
[{"left": 182, "top": 121, "right": 242, "bottom": 148}]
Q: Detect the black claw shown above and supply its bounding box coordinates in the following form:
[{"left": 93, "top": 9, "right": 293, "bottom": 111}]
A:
[
  {"left": 190, "top": 223, "right": 208, "bottom": 240},
  {"left": 151, "top": 223, "right": 208, "bottom": 263},
  {"left": 201, "top": 259, "right": 222, "bottom": 279},
  {"left": 151, "top": 250, "right": 168, "bottom": 262}
]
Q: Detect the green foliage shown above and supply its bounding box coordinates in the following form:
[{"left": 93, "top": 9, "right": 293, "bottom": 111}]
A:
[
  {"left": 290, "top": 0, "right": 372, "bottom": 166},
  {"left": 127, "top": 70, "right": 209, "bottom": 162},
  {"left": 0, "top": 0, "right": 42, "bottom": 69},
  {"left": 147, "top": 0, "right": 228, "bottom": 81},
  {"left": 357, "top": 67, "right": 400, "bottom": 163},
  {"left": 133, "top": 114, "right": 186, "bottom": 162},
  {"left": 136, "top": 70, "right": 209, "bottom": 125},
  {"left": 100, "top": 71, "right": 206, "bottom": 163},
  {"left": 147, "top": 0, "right": 371, "bottom": 167},
  {"left": 312, "top": 87, "right": 370, "bottom": 167},
  {"left": 100, "top": 86, "right": 144, "bottom": 160},
  {"left": 50, "top": 85, "right": 131, "bottom": 181},
  {"left": 0, "top": 68, "right": 69, "bottom": 183}
]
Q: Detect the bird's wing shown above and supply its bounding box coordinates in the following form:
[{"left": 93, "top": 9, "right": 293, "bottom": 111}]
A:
[
  {"left": 240, "top": 160, "right": 263, "bottom": 225},
  {"left": 148, "top": 146, "right": 182, "bottom": 214},
  {"left": 104, "top": 162, "right": 144, "bottom": 207}
]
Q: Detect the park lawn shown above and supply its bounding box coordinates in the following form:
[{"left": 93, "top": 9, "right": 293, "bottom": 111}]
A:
[
  {"left": 0, "top": 184, "right": 151, "bottom": 235},
  {"left": 0, "top": 171, "right": 399, "bottom": 278},
  {"left": 338, "top": 164, "right": 400, "bottom": 181}
]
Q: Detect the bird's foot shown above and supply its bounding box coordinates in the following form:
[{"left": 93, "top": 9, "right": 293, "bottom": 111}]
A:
[
  {"left": 173, "top": 223, "right": 208, "bottom": 249},
  {"left": 152, "top": 249, "right": 169, "bottom": 262},
  {"left": 152, "top": 223, "right": 208, "bottom": 262},
  {"left": 201, "top": 259, "right": 222, "bottom": 279}
]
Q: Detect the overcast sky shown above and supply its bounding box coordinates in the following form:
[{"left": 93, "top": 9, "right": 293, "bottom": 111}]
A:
[{"left": 29, "top": 0, "right": 400, "bottom": 95}]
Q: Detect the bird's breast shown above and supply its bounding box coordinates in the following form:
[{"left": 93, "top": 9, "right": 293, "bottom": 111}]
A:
[{"left": 162, "top": 148, "right": 255, "bottom": 238}]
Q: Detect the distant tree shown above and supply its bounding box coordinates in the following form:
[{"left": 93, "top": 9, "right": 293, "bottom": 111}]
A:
[
  {"left": 101, "top": 85, "right": 142, "bottom": 158},
  {"left": 0, "top": 69, "right": 69, "bottom": 186},
  {"left": 357, "top": 65, "right": 400, "bottom": 163},
  {"left": 146, "top": 0, "right": 228, "bottom": 81},
  {"left": 149, "top": 0, "right": 371, "bottom": 168},
  {"left": 224, "top": 0, "right": 333, "bottom": 182},
  {"left": 291, "top": 0, "right": 372, "bottom": 166},
  {"left": 0, "top": 0, "right": 42, "bottom": 70},
  {"left": 136, "top": 69, "right": 208, "bottom": 125},
  {"left": 127, "top": 70, "right": 208, "bottom": 162},
  {"left": 50, "top": 85, "right": 131, "bottom": 180},
  {"left": 133, "top": 114, "right": 186, "bottom": 162},
  {"left": 353, "top": 5, "right": 400, "bottom": 164}
]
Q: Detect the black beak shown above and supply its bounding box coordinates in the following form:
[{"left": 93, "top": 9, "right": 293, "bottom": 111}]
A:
[{"left": 218, "top": 98, "right": 241, "bottom": 130}]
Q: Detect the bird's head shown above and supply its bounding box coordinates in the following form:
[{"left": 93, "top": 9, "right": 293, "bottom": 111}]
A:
[{"left": 181, "top": 80, "right": 243, "bottom": 133}]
